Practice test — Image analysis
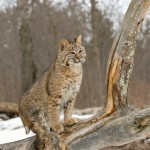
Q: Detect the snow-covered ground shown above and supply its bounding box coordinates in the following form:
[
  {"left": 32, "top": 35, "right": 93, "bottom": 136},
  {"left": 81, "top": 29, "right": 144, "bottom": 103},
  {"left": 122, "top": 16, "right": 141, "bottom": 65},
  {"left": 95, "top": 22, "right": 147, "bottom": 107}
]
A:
[
  {"left": 0, "top": 114, "right": 93, "bottom": 144},
  {"left": 0, "top": 117, "right": 35, "bottom": 144}
]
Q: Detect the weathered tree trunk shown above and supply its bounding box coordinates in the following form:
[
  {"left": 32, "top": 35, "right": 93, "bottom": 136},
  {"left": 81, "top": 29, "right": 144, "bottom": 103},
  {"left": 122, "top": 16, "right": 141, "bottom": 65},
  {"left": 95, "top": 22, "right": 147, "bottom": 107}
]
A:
[
  {"left": 17, "top": 0, "right": 36, "bottom": 94},
  {"left": 100, "top": 0, "right": 150, "bottom": 117},
  {"left": 1, "top": 0, "right": 150, "bottom": 149}
]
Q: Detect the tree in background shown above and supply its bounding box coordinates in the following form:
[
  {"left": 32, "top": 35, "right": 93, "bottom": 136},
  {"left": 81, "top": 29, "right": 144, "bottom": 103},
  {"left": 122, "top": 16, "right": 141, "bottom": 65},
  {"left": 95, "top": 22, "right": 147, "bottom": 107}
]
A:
[
  {"left": 17, "top": 0, "right": 36, "bottom": 94},
  {"left": 88, "top": 0, "right": 113, "bottom": 107}
]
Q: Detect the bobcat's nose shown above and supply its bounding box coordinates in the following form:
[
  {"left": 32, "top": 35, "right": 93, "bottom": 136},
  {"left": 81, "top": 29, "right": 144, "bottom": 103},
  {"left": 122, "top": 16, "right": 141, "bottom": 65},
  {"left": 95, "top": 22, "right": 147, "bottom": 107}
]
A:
[{"left": 75, "top": 54, "right": 82, "bottom": 62}]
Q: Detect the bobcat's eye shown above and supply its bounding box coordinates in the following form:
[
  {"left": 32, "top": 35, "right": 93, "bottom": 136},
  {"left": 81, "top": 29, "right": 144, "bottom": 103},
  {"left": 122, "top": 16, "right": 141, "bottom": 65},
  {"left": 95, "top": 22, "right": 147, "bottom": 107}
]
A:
[
  {"left": 79, "top": 50, "right": 82, "bottom": 53},
  {"left": 70, "top": 51, "right": 75, "bottom": 54}
]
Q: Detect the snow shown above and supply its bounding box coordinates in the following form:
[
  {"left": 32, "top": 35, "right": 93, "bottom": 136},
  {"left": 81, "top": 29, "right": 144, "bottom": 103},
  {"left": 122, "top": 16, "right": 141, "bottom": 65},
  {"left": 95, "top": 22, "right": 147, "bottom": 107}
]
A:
[
  {"left": 0, "top": 114, "right": 93, "bottom": 144},
  {"left": 0, "top": 127, "right": 35, "bottom": 145},
  {"left": 0, "top": 117, "right": 35, "bottom": 144},
  {"left": 0, "top": 0, "right": 17, "bottom": 12},
  {"left": 39, "top": 0, "right": 44, "bottom": 4}
]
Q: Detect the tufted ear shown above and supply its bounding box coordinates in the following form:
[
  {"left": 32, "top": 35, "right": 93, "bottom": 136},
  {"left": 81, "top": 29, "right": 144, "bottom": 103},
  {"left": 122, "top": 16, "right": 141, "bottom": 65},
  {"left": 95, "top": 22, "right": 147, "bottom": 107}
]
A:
[
  {"left": 59, "top": 39, "right": 69, "bottom": 51},
  {"left": 75, "top": 34, "right": 82, "bottom": 45}
]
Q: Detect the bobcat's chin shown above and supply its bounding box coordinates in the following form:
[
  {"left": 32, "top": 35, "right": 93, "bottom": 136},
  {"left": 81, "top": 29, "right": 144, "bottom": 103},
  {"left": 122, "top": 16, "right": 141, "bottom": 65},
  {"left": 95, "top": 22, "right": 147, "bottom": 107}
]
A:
[
  {"left": 66, "top": 59, "right": 82, "bottom": 67},
  {"left": 74, "top": 59, "right": 82, "bottom": 63}
]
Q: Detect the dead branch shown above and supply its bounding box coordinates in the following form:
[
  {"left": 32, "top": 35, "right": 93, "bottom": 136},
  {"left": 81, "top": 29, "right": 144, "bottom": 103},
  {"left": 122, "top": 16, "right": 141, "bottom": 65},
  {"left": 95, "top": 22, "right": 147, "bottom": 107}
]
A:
[{"left": 0, "top": 102, "right": 18, "bottom": 114}]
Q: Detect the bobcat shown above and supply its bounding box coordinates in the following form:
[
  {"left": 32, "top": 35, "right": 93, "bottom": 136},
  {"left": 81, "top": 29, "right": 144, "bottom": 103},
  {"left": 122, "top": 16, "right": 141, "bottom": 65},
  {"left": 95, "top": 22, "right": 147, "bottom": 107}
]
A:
[{"left": 19, "top": 35, "right": 86, "bottom": 149}]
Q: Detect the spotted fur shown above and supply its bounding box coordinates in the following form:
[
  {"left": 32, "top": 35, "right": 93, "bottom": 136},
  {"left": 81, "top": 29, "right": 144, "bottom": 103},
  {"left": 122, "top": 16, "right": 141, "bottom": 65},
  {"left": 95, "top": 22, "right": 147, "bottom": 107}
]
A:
[{"left": 19, "top": 35, "right": 86, "bottom": 149}]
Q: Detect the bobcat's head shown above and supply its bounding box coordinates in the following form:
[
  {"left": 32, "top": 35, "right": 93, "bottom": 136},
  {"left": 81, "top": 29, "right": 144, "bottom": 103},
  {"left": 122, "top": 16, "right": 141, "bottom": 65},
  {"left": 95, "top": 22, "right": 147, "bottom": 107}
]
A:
[{"left": 57, "top": 35, "right": 86, "bottom": 67}]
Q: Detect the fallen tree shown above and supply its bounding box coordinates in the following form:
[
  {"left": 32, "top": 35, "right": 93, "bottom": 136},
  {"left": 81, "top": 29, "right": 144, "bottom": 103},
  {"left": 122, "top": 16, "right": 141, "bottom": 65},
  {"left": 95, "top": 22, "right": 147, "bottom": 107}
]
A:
[
  {"left": 1, "top": 0, "right": 150, "bottom": 149},
  {"left": 0, "top": 102, "right": 18, "bottom": 114},
  {"left": 1, "top": 107, "right": 150, "bottom": 150}
]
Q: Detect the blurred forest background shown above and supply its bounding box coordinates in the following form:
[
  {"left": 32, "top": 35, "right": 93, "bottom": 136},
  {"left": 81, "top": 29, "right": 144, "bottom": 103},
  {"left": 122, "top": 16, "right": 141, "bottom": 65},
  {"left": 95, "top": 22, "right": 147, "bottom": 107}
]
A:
[{"left": 0, "top": 0, "right": 150, "bottom": 109}]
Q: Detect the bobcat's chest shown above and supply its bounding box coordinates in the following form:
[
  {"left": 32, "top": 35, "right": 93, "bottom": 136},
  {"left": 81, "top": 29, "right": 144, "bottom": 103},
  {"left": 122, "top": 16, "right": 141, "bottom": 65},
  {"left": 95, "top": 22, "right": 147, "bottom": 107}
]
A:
[{"left": 62, "top": 77, "right": 81, "bottom": 104}]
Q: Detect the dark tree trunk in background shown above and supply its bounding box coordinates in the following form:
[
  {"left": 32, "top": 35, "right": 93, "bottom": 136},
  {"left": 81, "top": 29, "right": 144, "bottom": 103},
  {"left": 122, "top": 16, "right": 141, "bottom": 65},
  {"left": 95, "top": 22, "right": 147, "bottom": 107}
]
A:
[
  {"left": 17, "top": 0, "right": 36, "bottom": 93},
  {"left": 90, "top": 0, "right": 104, "bottom": 104},
  {"left": 43, "top": 0, "right": 58, "bottom": 46},
  {"left": 89, "top": 0, "right": 113, "bottom": 107}
]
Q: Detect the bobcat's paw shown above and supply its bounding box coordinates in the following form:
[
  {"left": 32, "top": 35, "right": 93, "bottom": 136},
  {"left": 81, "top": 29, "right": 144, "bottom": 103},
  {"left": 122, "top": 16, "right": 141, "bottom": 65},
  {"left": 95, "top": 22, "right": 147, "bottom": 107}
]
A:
[
  {"left": 51, "top": 123, "right": 64, "bottom": 134},
  {"left": 65, "top": 118, "right": 78, "bottom": 126}
]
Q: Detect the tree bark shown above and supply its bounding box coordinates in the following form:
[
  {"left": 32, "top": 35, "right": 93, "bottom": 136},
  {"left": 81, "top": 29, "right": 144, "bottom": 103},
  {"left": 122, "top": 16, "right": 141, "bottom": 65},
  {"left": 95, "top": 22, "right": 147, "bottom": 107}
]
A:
[{"left": 1, "top": 0, "right": 150, "bottom": 149}]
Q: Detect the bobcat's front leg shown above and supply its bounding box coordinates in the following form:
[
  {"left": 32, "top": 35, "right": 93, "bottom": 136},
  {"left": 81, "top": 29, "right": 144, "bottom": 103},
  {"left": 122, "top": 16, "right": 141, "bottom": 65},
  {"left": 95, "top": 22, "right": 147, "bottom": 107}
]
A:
[
  {"left": 64, "top": 98, "right": 78, "bottom": 126},
  {"left": 48, "top": 97, "right": 64, "bottom": 134}
]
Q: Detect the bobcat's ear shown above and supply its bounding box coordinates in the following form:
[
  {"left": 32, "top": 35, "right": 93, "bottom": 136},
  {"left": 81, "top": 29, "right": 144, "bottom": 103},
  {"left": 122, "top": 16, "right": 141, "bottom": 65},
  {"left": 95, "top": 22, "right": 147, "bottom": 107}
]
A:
[
  {"left": 59, "top": 39, "right": 69, "bottom": 51},
  {"left": 75, "top": 35, "right": 82, "bottom": 45}
]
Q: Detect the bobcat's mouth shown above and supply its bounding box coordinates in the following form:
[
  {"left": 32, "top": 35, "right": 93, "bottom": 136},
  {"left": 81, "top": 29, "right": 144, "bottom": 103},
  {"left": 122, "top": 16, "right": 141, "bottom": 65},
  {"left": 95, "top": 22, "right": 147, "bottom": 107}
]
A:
[
  {"left": 74, "top": 59, "right": 81, "bottom": 63},
  {"left": 66, "top": 58, "right": 83, "bottom": 66},
  {"left": 74, "top": 58, "right": 83, "bottom": 63}
]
